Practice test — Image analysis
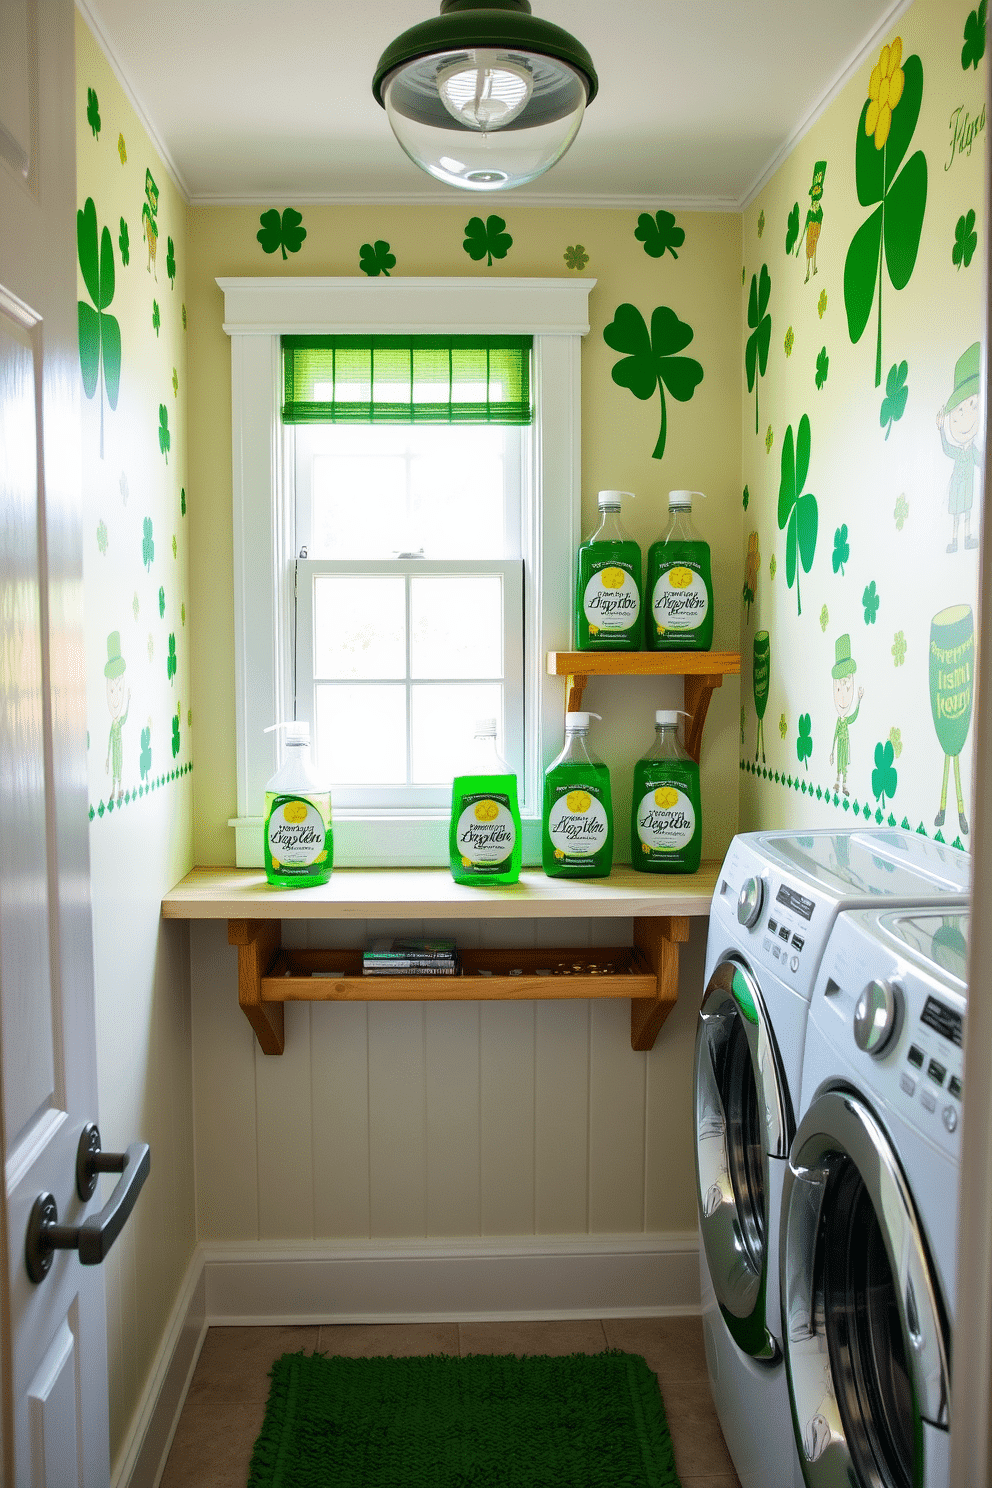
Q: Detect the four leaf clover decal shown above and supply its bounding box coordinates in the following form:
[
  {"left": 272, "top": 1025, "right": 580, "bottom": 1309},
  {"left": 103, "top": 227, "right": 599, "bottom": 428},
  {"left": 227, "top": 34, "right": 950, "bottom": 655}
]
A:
[
  {"left": 962, "top": 1, "right": 987, "bottom": 69},
  {"left": 872, "top": 739, "right": 898, "bottom": 808},
  {"left": 880, "top": 360, "right": 908, "bottom": 438},
  {"left": 603, "top": 303, "right": 704, "bottom": 461},
  {"left": 745, "top": 265, "right": 772, "bottom": 434},
  {"left": 463, "top": 215, "right": 512, "bottom": 266},
  {"left": 777, "top": 413, "right": 818, "bottom": 616},
  {"left": 77, "top": 197, "right": 121, "bottom": 460},
  {"left": 257, "top": 207, "right": 307, "bottom": 260},
  {"left": 796, "top": 714, "right": 813, "bottom": 769},
  {"left": 635, "top": 210, "right": 685, "bottom": 260}
]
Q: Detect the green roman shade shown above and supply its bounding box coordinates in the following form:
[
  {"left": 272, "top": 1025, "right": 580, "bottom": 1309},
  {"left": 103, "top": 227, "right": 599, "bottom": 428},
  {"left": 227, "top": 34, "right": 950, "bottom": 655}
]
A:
[{"left": 282, "top": 335, "right": 532, "bottom": 425}]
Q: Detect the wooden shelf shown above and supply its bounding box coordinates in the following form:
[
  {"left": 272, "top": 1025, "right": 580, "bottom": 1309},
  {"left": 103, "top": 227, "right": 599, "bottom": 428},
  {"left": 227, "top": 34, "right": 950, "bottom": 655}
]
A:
[
  {"left": 546, "top": 650, "right": 740, "bottom": 763},
  {"left": 164, "top": 866, "right": 720, "bottom": 1057}
]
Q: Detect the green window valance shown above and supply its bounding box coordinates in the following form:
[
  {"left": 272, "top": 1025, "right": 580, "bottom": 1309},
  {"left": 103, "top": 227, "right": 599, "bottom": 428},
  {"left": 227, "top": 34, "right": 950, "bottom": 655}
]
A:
[{"left": 281, "top": 335, "right": 532, "bottom": 425}]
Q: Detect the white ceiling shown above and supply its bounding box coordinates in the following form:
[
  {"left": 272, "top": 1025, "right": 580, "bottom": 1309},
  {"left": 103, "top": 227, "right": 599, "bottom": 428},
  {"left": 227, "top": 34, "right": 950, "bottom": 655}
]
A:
[{"left": 79, "top": 0, "right": 907, "bottom": 208}]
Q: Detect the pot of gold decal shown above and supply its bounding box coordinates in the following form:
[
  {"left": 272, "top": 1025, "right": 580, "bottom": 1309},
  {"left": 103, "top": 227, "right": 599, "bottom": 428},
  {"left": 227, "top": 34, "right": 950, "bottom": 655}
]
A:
[
  {"left": 753, "top": 631, "right": 770, "bottom": 763},
  {"left": 929, "top": 603, "right": 973, "bottom": 835}
]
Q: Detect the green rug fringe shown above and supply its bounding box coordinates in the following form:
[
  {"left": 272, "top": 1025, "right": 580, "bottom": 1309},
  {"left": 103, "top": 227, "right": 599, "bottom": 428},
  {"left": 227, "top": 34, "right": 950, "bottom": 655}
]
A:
[{"left": 247, "top": 1349, "right": 681, "bottom": 1488}]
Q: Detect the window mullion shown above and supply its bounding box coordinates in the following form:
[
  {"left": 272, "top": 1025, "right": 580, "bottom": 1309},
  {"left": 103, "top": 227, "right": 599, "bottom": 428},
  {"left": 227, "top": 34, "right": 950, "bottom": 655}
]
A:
[{"left": 405, "top": 571, "right": 415, "bottom": 788}]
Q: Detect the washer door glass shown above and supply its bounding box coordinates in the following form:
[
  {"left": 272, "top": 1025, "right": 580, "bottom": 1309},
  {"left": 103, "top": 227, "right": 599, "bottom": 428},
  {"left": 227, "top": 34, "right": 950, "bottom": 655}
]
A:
[
  {"left": 781, "top": 1088, "right": 950, "bottom": 1488},
  {"left": 694, "top": 956, "right": 791, "bottom": 1361}
]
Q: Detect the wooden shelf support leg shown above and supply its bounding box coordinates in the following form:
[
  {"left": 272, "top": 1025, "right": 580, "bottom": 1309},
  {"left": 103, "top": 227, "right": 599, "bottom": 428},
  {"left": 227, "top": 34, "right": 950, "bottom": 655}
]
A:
[
  {"left": 683, "top": 673, "right": 724, "bottom": 764},
  {"left": 630, "top": 915, "right": 691, "bottom": 1051},
  {"left": 228, "top": 918, "right": 284, "bottom": 1055},
  {"left": 564, "top": 673, "right": 588, "bottom": 714}
]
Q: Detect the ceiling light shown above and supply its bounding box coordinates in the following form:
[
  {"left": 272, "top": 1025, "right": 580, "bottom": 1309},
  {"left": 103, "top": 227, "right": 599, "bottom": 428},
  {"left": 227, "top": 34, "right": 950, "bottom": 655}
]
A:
[{"left": 372, "top": 0, "right": 598, "bottom": 193}]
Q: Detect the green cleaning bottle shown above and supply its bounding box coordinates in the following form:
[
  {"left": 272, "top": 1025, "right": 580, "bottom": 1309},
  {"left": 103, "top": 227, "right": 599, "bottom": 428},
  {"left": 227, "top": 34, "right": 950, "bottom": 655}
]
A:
[
  {"left": 645, "top": 489, "right": 713, "bottom": 651},
  {"left": 630, "top": 710, "right": 702, "bottom": 874},
  {"left": 449, "top": 718, "right": 522, "bottom": 886},
  {"left": 574, "top": 490, "right": 642, "bottom": 650},
  {"left": 263, "top": 721, "right": 333, "bottom": 887},
  {"left": 542, "top": 711, "right": 613, "bottom": 878}
]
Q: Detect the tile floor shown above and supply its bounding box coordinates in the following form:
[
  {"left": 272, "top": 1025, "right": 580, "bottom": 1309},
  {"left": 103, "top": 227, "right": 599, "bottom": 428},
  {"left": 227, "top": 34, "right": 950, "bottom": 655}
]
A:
[{"left": 160, "top": 1315, "right": 742, "bottom": 1487}]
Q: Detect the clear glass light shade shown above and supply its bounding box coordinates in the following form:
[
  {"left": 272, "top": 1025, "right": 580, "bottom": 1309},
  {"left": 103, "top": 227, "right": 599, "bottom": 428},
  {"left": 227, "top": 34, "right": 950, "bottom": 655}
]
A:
[{"left": 383, "top": 47, "right": 587, "bottom": 191}]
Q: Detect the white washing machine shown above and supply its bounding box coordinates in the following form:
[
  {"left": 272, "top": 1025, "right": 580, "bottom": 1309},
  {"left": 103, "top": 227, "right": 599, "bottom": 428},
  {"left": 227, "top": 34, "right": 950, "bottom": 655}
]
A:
[
  {"left": 780, "top": 904, "right": 969, "bottom": 1488},
  {"left": 694, "top": 830, "right": 970, "bottom": 1488}
]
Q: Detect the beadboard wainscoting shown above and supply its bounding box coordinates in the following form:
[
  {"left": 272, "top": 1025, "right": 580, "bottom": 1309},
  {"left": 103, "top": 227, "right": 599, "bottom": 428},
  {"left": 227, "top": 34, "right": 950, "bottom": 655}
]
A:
[{"left": 190, "top": 915, "right": 708, "bottom": 1245}]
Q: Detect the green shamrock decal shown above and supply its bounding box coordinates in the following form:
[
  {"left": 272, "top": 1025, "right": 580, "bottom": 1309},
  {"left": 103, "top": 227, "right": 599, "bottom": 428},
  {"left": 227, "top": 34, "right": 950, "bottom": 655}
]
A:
[
  {"left": 603, "top": 302, "right": 704, "bottom": 461},
  {"left": 257, "top": 207, "right": 307, "bottom": 260},
  {"left": 742, "top": 485, "right": 750, "bottom": 510},
  {"left": 765, "top": 425, "right": 774, "bottom": 453},
  {"left": 815, "top": 346, "right": 829, "bottom": 390},
  {"left": 172, "top": 533, "right": 177, "bottom": 559},
  {"left": 97, "top": 520, "right": 108, "bottom": 555},
  {"left": 832, "top": 523, "right": 850, "bottom": 575},
  {"left": 181, "top": 487, "right": 187, "bottom": 516},
  {"left": 786, "top": 203, "right": 800, "bottom": 255},
  {"left": 769, "top": 553, "right": 777, "bottom": 580},
  {"left": 119, "top": 218, "right": 130, "bottom": 267},
  {"left": 158, "top": 586, "right": 165, "bottom": 618},
  {"left": 635, "top": 210, "right": 685, "bottom": 260},
  {"left": 359, "top": 240, "right": 396, "bottom": 277},
  {"left": 863, "top": 579, "right": 880, "bottom": 624},
  {"left": 172, "top": 368, "right": 179, "bottom": 397},
  {"left": 118, "top": 133, "right": 127, "bottom": 164},
  {"left": 819, "top": 603, "right": 829, "bottom": 632},
  {"left": 880, "top": 360, "right": 908, "bottom": 438},
  {"left": 171, "top": 710, "right": 181, "bottom": 759},
  {"left": 167, "top": 633, "right": 177, "bottom": 682},
  {"left": 784, "top": 326, "right": 795, "bottom": 357},
  {"left": 894, "top": 493, "right": 909, "bottom": 529},
  {"left": 463, "top": 215, "right": 512, "bottom": 266},
  {"left": 818, "top": 289, "right": 828, "bottom": 318},
  {"left": 563, "top": 245, "right": 589, "bottom": 270},
  {"left": 86, "top": 87, "right": 101, "bottom": 138},
  {"left": 181, "top": 303, "right": 187, "bottom": 331},
  {"left": 152, "top": 300, "right": 160, "bottom": 336},
  {"left": 142, "top": 516, "right": 154, "bottom": 570},
  {"left": 892, "top": 630, "right": 906, "bottom": 666},
  {"left": 777, "top": 413, "right": 818, "bottom": 616},
  {"left": 871, "top": 739, "right": 898, "bottom": 807},
  {"left": 757, "top": 210, "right": 766, "bottom": 238},
  {"left": 139, "top": 727, "right": 152, "bottom": 781},
  {"left": 745, "top": 265, "right": 772, "bottom": 434},
  {"left": 77, "top": 197, "right": 121, "bottom": 459},
  {"left": 962, "top": 1, "right": 987, "bottom": 69},
  {"left": 953, "top": 210, "right": 978, "bottom": 269},
  {"left": 844, "top": 41, "right": 927, "bottom": 387},
  {"left": 158, "top": 404, "right": 170, "bottom": 463},
  {"left": 167, "top": 236, "right": 176, "bottom": 287},
  {"left": 181, "top": 602, "right": 186, "bottom": 626},
  {"left": 797, "top": 713, "right": 813, "bottom": 768},
  {"left": 779, "top": 713, "right": 788, "bottom": 741}
]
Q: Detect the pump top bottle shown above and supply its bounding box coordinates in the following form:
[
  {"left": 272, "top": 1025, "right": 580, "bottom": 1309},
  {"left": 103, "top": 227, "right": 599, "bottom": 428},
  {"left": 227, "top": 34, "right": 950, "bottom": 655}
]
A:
[
  {"left": 645, "top": 489, "right": 713, "bottom": 652},
  {"left": 575, "top": 490, "right": 642, "bottom": 651},
  {"left": 263, "top": 721, "right": 333, "bottom": 887},
  {"left": 542, "top": 711, "right": 613, "bottom": 878},
  {"left": 449, "top": 718, "right": 522, "bottom": 886},
  {"left": 630, "top": 709, "right": 702, "bottom": 874}
]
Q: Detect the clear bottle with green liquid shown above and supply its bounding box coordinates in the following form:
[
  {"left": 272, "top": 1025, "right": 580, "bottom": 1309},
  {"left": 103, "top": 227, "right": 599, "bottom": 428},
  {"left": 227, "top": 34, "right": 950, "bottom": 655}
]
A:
[
  {"left": 542, "top": 711, "right": 613, "bottom": 878},
  {"left": 263, "top": 721, "right": 333, "bottom": 888},
  {"left": 646, "top": 489, "right": 713, "bottom": 651},
  {"left": 630, "top": 710, "right": 702, "bottom": 874},
  {"left": 574, "top": 490, "right": 642, "bottom": 650},
  {"left": 449, "top": 718, "right": 522, "bottom": 886}
]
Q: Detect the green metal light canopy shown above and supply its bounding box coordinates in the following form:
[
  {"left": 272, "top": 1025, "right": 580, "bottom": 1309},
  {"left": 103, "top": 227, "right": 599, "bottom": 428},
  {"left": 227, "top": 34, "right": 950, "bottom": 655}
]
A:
[{"left": 372, "top": 0, "right": 598, "bottom": 192}]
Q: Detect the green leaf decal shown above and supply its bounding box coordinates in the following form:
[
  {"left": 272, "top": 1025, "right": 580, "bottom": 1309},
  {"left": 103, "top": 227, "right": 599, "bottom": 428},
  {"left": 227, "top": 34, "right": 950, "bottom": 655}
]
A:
[
  {"left": 158, "top": 586, "right": 165, "bottom": 618},
  {"left": 962, "top": 1, "right": 987, "bottom": 69},
  {"left": 140, "top": 728, "right": 152, "bottom": 781},
  {"left": 863, "top": 579, "right": 880, "bottom": 624},
  {"left": 119, "top": 218, "right": 130, "bottom": 267},
  {"left": 635, "top": 210, "right": 685, "bottom": 260},
  {"left": 880, "top": 360, "right": 908, "bottom": 438},
  {"left": 872, "top": 739, "right": 898, "bottom": 807},
  {"left": 257, "top": 207, "right": 307, "bottom": 260},
  {"left": 166, "top": 236, "right": 176, "bottom": 286},
  {"left": 158, "top": 404, "right": 170, "bottom": 463},
  {"left": 463, "top": 215, "right": 512, "bottom": 266},
  {"left": 142, "top": 516, "right": 154, "bottom": 570},
  {"left": 152, "top": 300, "right": 160, "bottom": 336},
  {"left": 832, "top": 523, "right": 850, "bottom": 575},
  {"left": 86, "top": 88, "right": 101, "bottom": 139},
  {"left": 844, "top": 48, "right": 927, "bottom": 386},
  {"left": 777, "top": 413, "right": 818, "bottom": 616},
  {"left": 167, "top": 633, "right": 177, "bottom": 682},
  {"left": 76, "top": 198, "right": 121, "bottom": 458},
  {"left": 815, "top": 346, "right": 829, "bottom": 390},
  {"left": 359, "top": 240, "right": 396, "bottom": 277},
  {"left": 603, "top": 302, "right": 704, "bottom": 461},
  {"left": 563, "top": 245, "right": 589, "bottom": 270},
  {"left": 785, "top": 203, "right": 800, "bottom": 255},
  {"left": 745, "top": 265, "right": 772, "bottom": 434},
  {"left": 171, "top": 711, "right": 181, "bottom": 758},
  {"left": 953, "top": 209, "right": 978, "bottom": 269}
]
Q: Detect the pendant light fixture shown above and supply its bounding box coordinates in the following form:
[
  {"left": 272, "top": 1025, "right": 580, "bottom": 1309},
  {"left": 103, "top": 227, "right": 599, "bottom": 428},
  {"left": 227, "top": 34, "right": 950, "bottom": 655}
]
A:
[{"left": 372, "top": 0, "right": 598, "bottom": 192}]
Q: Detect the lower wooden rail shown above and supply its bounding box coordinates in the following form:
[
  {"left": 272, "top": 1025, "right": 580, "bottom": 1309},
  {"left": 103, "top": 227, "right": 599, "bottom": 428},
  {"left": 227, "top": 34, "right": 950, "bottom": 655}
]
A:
[{"left": 228, "top": 915, "right": 692, "bottom": 1055}]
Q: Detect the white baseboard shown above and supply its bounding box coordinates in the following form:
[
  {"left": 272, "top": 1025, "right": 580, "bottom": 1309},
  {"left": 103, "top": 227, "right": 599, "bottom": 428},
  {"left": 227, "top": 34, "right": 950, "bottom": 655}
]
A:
[
  {"left": 116, "top": 1232, "right": 700, "bottom": 1487},
  {"left": 201, "top": 1233, "right": 702, "bottom": 1325}
]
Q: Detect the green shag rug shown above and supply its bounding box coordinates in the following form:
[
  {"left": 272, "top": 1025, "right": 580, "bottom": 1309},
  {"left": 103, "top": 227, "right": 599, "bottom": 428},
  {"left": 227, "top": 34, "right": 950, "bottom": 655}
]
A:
[{"left": 246, "top": 1349, "right": 681, "bottom": 1487}]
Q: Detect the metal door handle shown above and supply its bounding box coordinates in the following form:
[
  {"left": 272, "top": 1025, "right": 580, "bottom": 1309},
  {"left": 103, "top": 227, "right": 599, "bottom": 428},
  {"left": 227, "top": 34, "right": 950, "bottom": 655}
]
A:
[{"left": 25, "top": 1134, "right": 150, "bottom": 1283}]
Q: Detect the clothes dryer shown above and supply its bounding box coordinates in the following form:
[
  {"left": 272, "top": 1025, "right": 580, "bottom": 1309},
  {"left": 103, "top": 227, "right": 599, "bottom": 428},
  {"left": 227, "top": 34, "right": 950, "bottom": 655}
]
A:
[
  {"left": 695, "top": 830, "right": 969, "bottom": 1488},
  {"left": 780, "top": 904, "right": 968, "bottom": 1488}
]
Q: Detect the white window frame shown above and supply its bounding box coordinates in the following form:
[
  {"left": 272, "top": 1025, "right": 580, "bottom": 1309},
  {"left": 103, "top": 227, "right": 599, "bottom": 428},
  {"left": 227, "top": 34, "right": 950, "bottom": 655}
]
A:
[{"left": 220, "top": 276, "right": 595, "bottom": 868}]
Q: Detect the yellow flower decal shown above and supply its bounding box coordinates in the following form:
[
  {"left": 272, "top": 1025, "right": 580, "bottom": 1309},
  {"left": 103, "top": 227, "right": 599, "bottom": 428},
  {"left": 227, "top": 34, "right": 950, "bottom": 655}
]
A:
[
  {"left": 118, "top": 133, "right": 127, "bottom": 164},
  {"left": 865, "top": 38, "right": 905, "bottom": 151}
]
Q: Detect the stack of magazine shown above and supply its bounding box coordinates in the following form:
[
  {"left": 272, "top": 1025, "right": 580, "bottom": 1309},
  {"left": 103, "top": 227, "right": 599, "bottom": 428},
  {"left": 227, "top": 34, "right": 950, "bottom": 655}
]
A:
[{"left": 362, "top": 936, "right": 460, "bottom": 976}]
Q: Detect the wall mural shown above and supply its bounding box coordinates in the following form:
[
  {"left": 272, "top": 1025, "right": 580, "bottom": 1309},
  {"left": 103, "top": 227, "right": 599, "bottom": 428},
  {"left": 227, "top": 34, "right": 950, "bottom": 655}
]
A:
[
  {"left": 740, "top": 0, "right": 985, "bottom": 852},
  {"left": 78, "top": 73, "right": 191, "bottom": 823},
  {"left": 604, "top": 302, "right": 704, "bottom": 461}
]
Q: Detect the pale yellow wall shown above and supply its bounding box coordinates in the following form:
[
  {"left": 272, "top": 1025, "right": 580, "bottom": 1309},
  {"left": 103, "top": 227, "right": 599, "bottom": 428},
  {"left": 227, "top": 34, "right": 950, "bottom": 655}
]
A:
[
  {"left": 76, "top": 14, "right": 196, "bottom": 1471},
  {"left": 740, "top": 0, "right": 986, "bottom": 841},
  {"left": 186, "top": 204, "right": 742, "bottom": 867}
]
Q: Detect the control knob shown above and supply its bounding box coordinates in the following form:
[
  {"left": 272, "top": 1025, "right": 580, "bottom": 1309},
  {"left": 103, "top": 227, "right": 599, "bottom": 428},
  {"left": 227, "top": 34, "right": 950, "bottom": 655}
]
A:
[
  {"left": 737, "top": 876, "right": 764, "bottom": 930},
  {"left": 853, "top": 978, "right": 902, "bottom": 1057}
]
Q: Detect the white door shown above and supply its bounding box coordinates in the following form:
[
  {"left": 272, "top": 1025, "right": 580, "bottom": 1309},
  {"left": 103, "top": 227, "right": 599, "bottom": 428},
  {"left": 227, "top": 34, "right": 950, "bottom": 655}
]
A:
[{"left": 0, "top": 2, "right": 115, "bottom": 1482}]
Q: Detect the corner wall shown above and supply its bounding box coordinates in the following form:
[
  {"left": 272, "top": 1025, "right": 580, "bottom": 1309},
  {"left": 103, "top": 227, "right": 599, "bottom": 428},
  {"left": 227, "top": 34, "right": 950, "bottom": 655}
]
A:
[
  {"left": 76, "top": 14, "right": 196, "bottom": 1473},
  {"left": 740, "top": 0, "right": 986, "bottom": 842}
]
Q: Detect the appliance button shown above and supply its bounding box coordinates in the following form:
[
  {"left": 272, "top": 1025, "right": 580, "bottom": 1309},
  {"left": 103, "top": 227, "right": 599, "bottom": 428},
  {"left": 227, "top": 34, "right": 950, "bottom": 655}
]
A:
[
  {"left": 927, "top": 1058, "right": 947, "bottom": 1086},
  {"left": 942, "top": 1105, "right": 959, "bottom": 1133},
  {"left": 949, "top": 1074, "right": 963, "bottom": 1100},
  {"left": 791, "top": 934, "right": 805, "bottom": 951},
  {"left": 920, "top": 1088, "right": 937, "bottom": 1114},
  {"left": 767, "top": 919, "right": 778, "bottom": 933},
  {"left": 737, "top": 877, "right": 764, "bottom": 929},
  {"left": 778, "top": 925, "right": 790, "bottom": 941},
  {"left": 900, "top": 1072, "right": 916, "bottom": 1097},
  {"left": 772, "top": 944, "right": 781, "bottom": 960},
  {"left": 790, "top": 955, "right": 800, "bottom": 973},
  {"left": 763, "top": 938, "right": 772, "bottom": 952},
  {"left": 853, "top": 979, "right": 902, "bottom": 1058},
  {"left": 908, "top": 1045, "right": 924, "bottom": 1069}
]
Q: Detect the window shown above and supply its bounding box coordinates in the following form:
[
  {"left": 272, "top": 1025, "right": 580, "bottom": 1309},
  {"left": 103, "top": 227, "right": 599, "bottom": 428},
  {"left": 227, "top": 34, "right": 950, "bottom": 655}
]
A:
[{"left": 221, "top": 277, "right": 594, "bottom": 867}]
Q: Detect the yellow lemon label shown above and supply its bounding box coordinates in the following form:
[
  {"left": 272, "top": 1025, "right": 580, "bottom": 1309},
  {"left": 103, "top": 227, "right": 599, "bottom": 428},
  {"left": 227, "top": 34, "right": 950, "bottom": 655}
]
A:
[
  {"left": 474, "top": 800, "right": 499, "bottom": 822},
  {"left": 636, "top": 785, "right": 695, "bottom": 854},
  {"left": 583, "top": 564, "right": 640, "bottom": 632},
  {"left": 456, "top": 792, "right": 516, "bottom": 868},
  {"left": 566, "top": 790, "right": 592, "bottom": 813},
  {"left": 600, "top": 567, "right": 625, "bottom": 589},
  {"left": 652, "top": 563, "right": 709, "bottom": 632},
  {"left": 547, "top": 786, "right": 609, "bottom": 858},
  {"left": 654, "top": 787, "right": 679, "bottom": 809},
  {"left": 265, "top": 792, "right": 331, "bottom": 876},
  {"left": 283, "top": 800, "right": 308, "bottom": 824},
  {"left": 668, "top": 567, "right": 693, "bottom": 589}
]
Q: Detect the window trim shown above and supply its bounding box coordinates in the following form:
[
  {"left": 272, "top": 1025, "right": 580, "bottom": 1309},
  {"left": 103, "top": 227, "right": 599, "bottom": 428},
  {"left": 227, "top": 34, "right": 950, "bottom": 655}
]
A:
[{"left": 219, "top": 276, "right": 596, "bottom": 868}]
